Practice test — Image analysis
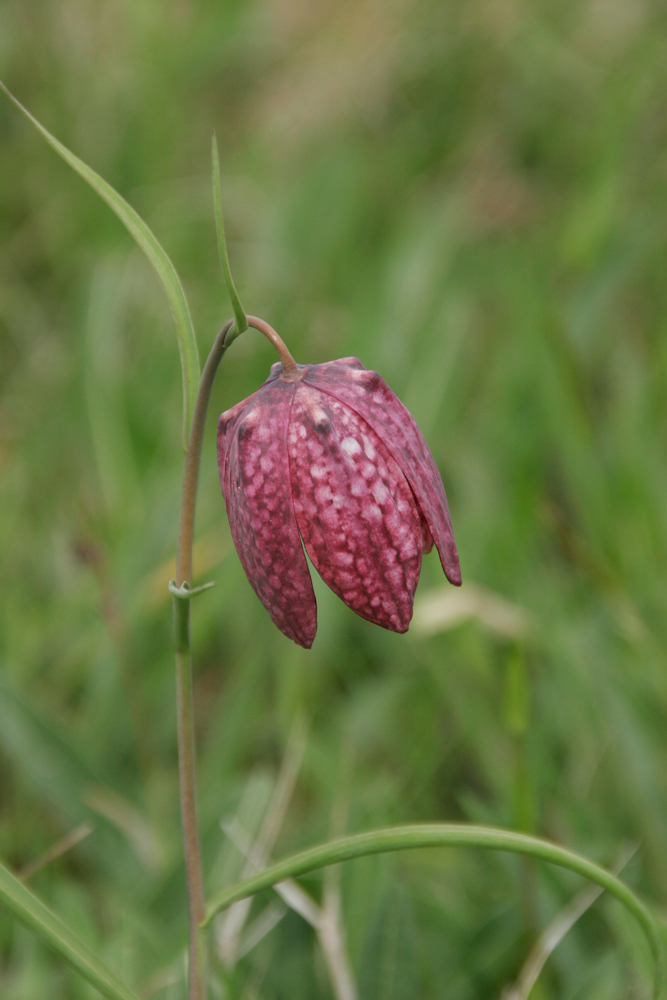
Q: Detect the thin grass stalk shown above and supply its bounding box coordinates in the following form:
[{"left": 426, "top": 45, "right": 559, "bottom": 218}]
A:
[{"left": 173, "top": 319, "right": 234, "bottom": 1000}]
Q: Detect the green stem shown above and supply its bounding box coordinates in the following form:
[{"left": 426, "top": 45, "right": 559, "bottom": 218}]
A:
[
  {"left": 175, "top": 642, "right": 205, "bottom": 1000},
  {"left": 247, "top": 315, "right": 299, "bottom": 375},
  {"left": 172, "top": 310, "right": 297, "bottom": 999},
  {"left": 202, "top": 823, "right": 665, "bottom": 999},
  {"left": 176, "top": 319, "right": 235, "bottom": 586},
  {"left": 173, "top": 318, "right": 234, "bottom": 1000}
]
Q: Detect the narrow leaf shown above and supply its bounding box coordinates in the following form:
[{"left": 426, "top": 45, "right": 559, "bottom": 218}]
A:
[
  {"left": 203, "top": 823, "right": 665, "bottom": 1000},
  {"left": 0, "top": 857, "right": 141, "bottom": 1000},
  {"left": 0, "top": 81, "right": 200, "bottom": 446},
  {"left": 211, "top": 130, "right": 247, "bottom": 340}
]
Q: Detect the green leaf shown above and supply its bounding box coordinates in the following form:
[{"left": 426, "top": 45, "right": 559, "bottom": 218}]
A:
[
  {"left": 0, "top": 857, "right": 141, "bottom": 1000},
  {"left": 203, "top": 823, "right": 666, "bottom": 999},
  {"left": 0, "top": 81, "right": 200, "bottom": 447},
  {"left": 211, "top": 130, "right": 247, "bottom": 341}
]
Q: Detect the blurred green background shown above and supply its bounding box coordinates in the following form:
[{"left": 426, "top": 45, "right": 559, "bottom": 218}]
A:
[{"left": 2, "top": 0, "right": 667, "bottom": 997}]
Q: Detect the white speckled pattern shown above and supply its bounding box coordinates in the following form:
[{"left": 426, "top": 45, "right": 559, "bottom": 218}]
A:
[
  {"left": 288, "top": 385, "right": 421, "bottom": 632},
  {"left": 217, "top": 357, "right": 460, "bottom": 647},
  {"left": 218, "top": 378, "right": 317, "bottom": 648},
  {"left": 303, "top": 363, "right": 461, "bottom": 586}
]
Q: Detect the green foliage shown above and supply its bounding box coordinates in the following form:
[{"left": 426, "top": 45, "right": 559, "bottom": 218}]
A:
[
  {"left": 358, "top": 880, "right": 418, "bottom": 1000},
  {"left": 212, "top": 131, "right": 248, "bottom": 341},
  {"left": 0, "top": 81, "right": 200, "bottom": 449},
  {"left": 0, "top": 858, "right": 140, "bottom": 1000},
  {"left": 1, "top": 0, "right": 667, "bottom": 996}
]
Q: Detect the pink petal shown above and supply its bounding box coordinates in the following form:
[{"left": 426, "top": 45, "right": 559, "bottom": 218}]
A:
[
  {"left": 302, "top": 361, "right": 461, "bottom": 586},
  {"left": 217, "top": 380, "right": 317, "bottom": 648},
  {"left": 287, "top": 384, "right": 423, "bottom": 633}
]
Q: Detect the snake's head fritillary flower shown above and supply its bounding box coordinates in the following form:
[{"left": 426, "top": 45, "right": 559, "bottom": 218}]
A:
[{"left": 217, "top": 357, "right": 461, "bottom": 648}]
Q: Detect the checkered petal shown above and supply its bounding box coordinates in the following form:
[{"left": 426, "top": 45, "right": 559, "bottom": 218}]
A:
[
  {"left": 302, "top": 361, "right": 461, "bottom": 586},
  {"left": 217, "top": 379, "right": 317, "bottom": 648},
  {"left": 288, "top": 384, "right": 422, "bottom": 633}
]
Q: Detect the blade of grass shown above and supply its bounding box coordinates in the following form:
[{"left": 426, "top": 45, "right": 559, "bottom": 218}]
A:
[
  {"left": 0, "top": 81, "right": 200, "bottom": 447},
  {"left": 236, "top": 900, "right": 286, "bottom": 960},
  {"left": 17, "top": 823, "right": 94, "bottom": 881},
  {"left": 0, "top": 857, "right": 141, "bottom": 1000},
  {"left": 202, "top": 823, "right": 665, "bottom": 1000},
  {"left": 217, "top": 715, "right": 308, "bottom": 967},
  {"left": 223, "top": 818, "right": 358, "bottom": 1000},
  {"left": 211, "top": 130, "right": 247, "bottom": 342}
]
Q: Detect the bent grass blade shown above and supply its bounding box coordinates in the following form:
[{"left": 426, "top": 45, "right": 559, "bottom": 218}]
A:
[
  {"left": 203, "top": 823, "right": 665, "bottom": 1000},
  {"left": 0, "top": 81, "right": 200, "bottom": 448}
]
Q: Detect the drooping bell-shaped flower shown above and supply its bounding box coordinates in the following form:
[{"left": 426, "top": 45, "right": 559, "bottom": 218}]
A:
[{"left": 217, "top": 356, "right": 460, "bottom": 648}]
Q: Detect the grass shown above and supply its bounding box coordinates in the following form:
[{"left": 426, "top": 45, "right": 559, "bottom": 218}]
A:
[{"left": 1, "top": 0, "right": 667, "bottom": 996}]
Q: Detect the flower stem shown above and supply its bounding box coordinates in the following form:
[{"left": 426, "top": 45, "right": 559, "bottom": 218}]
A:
[
  {"left": 247, "top": 315, "right": 299, "bottom": 375},
  {"left": 174, "top": 642, "right": 205, "bottom": 1000},
  {"left": 172, "top": 312, "right": 297, "bottom": 998},
  {"left": 176, "top": 318, "right": 234, "bottom": 584},
  {"left": 173, "top": 318, "right": 234, "bottom": 1000}
]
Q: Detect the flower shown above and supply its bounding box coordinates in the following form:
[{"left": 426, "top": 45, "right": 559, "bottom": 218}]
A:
[{"left": 217, "top": 357, "right": 461, "bottom": 648}]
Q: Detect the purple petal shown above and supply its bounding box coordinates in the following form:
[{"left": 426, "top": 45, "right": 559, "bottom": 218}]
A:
[
  {"left": 287, "top": 384, "right": 422, "bottom": 633},
  {"left": 217, "top": 380, "right": 317, "bottom": 648},
  {"left": 302, "top": 361, "right": 461, "bottom": 586}
]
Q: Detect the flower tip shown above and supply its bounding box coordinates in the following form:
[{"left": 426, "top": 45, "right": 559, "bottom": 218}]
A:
[{"left": 442, "top": 543, "right": 462, "bottom": 587}]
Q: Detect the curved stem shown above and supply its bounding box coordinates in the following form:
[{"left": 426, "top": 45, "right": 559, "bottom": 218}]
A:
[
  {"left": 176, "top": 319, "right": 235, "bottom": 586},
  {"left": 247, "top": 315, "right": 299, "bottom": 375},
  {"left": 172, "top": 311, "right": 296, "bottom": 999},
  {"left": 174, "top": 318, "right": 233, "bottom": 1000},
  {"left": 202, "top": 823, "right": 665, "bottom": 1000}
]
